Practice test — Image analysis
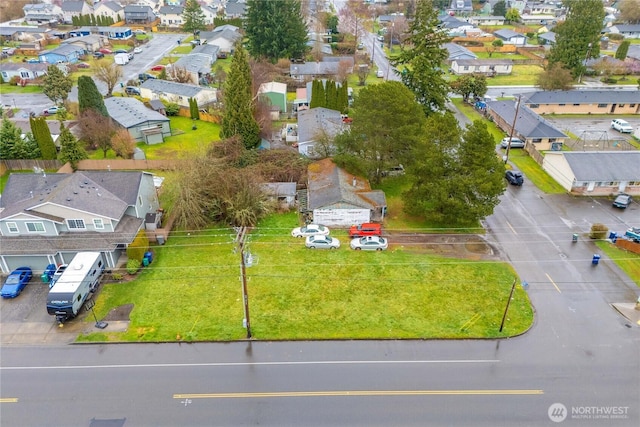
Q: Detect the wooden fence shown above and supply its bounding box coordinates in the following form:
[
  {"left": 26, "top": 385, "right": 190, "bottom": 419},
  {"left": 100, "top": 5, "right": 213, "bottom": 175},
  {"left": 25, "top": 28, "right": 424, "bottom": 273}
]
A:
[
  {"left": 615, "top": 238, "right": 640, "bottom": 255},
  {"left": 1, "top": 159, "right": 62, "bottom": 172},
  {"left": 75, "top": 159, "right": 180, "bottom": 170}
]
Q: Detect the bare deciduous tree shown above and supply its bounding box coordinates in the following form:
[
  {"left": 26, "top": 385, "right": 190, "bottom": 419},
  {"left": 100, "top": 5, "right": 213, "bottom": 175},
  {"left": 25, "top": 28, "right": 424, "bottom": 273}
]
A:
[
  {"left": 169, "top": 65, "right": 195, "bottom": 84},
  {"left": 94, "top": 59, "right": 123, "bottom": 97},
  {"left": 76, "top": 109, "right": 117, "bottom": 157},
  {"left": 111, "top": 128, "right": 136, "bottom": 159}
]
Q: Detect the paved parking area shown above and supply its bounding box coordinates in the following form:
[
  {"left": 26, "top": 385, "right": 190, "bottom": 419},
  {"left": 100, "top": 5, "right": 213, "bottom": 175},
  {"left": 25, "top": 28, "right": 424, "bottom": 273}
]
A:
[{"left": 544, "top": 116, "right": 639, "bottom": 150}]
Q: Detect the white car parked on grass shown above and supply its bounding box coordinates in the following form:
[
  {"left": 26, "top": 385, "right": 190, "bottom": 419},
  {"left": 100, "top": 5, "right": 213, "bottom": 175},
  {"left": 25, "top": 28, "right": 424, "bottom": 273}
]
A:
[{"left": 291, "top": 224, "right": 330, "bottom": 238}]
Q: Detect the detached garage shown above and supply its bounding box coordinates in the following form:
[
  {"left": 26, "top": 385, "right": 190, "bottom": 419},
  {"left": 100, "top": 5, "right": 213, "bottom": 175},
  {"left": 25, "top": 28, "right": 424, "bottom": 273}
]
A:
[{"left": 104, "top": 97, "right": 171, "bottom": 144}]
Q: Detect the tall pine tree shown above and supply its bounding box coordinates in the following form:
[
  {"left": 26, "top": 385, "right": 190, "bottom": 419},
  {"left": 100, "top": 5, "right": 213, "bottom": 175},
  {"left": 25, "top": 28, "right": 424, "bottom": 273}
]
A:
[
  {"left": 182, "top": 0, "right": 206, "bottom": 36},
  {"left": 29, "top": 116, "right": 57, "bottom": 160},
  {"left": 220, "top": 45, "right": 261, "bottom": 149},
  {"left": 42, "top": 65, "right": 73, "bottom": 105},
  {"left": 58, "top": 122, "right": 88, "bottom": 171},
  {"left": 0, "top": 118, "right": 23, "bottom": 159},
  {"left": 78, "top": 75, "right": 108, "bottom": 116},
  {"left": 245, "top": 0, "right": 308, "bottom": 62}
]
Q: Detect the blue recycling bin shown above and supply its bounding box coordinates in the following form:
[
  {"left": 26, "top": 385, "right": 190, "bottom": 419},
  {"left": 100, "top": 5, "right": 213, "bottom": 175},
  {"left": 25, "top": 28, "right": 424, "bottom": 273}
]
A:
[
  {"left": 608, "top": 232, "right": 617, "bottom": 243},
  {"left": 143, "top": 251, "right": 153, "bottom": 265},
  {"left": 592, "top": 254, "right": 601, "bottom": 265}
]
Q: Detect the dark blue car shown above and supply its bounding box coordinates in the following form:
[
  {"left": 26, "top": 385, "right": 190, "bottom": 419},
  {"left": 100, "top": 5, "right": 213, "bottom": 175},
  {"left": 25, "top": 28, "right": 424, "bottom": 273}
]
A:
[{"left": 1, "top": 267, "right": 33, "bottom": 298}]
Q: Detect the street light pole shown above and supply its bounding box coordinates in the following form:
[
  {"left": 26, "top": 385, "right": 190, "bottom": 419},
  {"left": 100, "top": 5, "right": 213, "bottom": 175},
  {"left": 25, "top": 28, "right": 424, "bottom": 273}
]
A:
[{"left": 236, "top": 226, "right": 252, "bottom": 339}]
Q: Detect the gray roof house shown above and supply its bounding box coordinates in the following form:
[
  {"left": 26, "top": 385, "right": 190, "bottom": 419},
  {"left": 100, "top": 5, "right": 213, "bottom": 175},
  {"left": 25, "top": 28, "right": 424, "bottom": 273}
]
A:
[
  {"left": 450, "top": 58, "right": 513, "bottom": 76},
  {"left": 157, "top": 5, "right": 184, "bottom": 27},
  {"left": 124, "top": 4, "right": 156, "bottom": 24},
  {"left": 93, "top": 1, "right": 125, "bottom": 22},
  {"left": 605, "top": 24, "right": 640, "bottom": 39},
  {"left": 61, "top": 1, "right": 93, "bottom": 24},
  {"left": 305, "top": 159, "right": 387, "bottom": 227},
  {"left": 0, "top": 171, "right": 159, "bottom": 274},
  {"left": 290, "top": 59, "right": 354, "bottom": 82},
  {"left": 0, "top": 63, "right": 48, "bottom": 82},
  {"left": 104, "top": 97, "right": 171, "bottom": 144},
  {"left": 538, "top": 31, "right": 556, "bottom": 45},
  {"left": 521, "top": 90, "right": 640, "bottom": 115},
  {"left": 487, "top": 100, "right": 568, "bottom": 151},
  {"left": 61, "top": 34, "right": 107, "bottom": 53},
  {"left": 23, "top": 3, "right": 63, "bottom": 24},
  {"left": 225, "top": 0, "right": 247, "bottom": 19},
  {"left": 200, "top": 27, "right": 243, "bottom": 53},
  {"left": 38, "top": 44, "right": 86, "bottom": 64},
  {"left": 296, "top": 107, "right": 345, "bottom": 158},
  {"left": 542, "top": 151, "right": 640, "bottom": 196},
  {"left": 493, "top": 29, "right": 527, "bottom": 46},
  {"left": 139, "top": 79, "right": 218, "bottom": 108},
  {"left": 443, "top": 43, "right": 477, "bottom": 62},
  {"left": 261, "top": 182, "right": 297, "bottom": 209}
]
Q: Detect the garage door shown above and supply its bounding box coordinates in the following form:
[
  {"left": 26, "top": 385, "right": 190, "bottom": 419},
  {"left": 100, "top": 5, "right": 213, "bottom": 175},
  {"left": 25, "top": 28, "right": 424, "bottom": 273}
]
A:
[{"left": 1, "top": 255, "right": 52, "bottom": 274}]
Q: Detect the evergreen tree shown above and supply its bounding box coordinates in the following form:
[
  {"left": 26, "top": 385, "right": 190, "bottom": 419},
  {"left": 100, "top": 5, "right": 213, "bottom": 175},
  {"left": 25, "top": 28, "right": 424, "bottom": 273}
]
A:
[
  {"left": 546, "top": 0, "right": 605, "bottom": 78},
  {"left": 220, "top": 45, "right": 261, "bottom": 150},
  {"left": 182, "top": 0, "right": 206, "bottom": 36},
  {"left": 58, "top": 122, "right": 88, "bottom": 171},
  {"left": 310, "top": 80, "right": 321, "bottom": 108},
  {"left": 493, "top": 0, "right": 506, "bottom": 16},
  {"left": 78, "top": 75, "right": 108, "bottom": 116},
  {"left": 29, "top": 116, "right": 57, "bottom": 160},
  {"left": 12, "top": 132, "right": 40, "bottom": 159},
  {"left": 42, "top": 65, "right": 73, "bottom": 105},
  {"left": 189, "top": 98, "right": 199, "bottom": 119},
  {"left": 615, "top": 40, "right": 630, "bottom": 60},
  {"left": 245, "top": 0, "right": 308, "bottom": 63},
  {"left": 326, "top": 80, "right": 338, "bottom": 111},
  {"left": 337, "top": 83, "right": 349, "bottom": 113},
  {"left": 390, "top": 0, "right": 451, "bottom": 115},
  {"left": 0, "top": 118, "right": 23, "bottom": 159}
]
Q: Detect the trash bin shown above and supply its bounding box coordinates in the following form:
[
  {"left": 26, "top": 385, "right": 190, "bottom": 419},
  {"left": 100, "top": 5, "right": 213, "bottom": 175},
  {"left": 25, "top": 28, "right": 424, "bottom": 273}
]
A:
[
  {"left": 144, "top": 251, "right": 153, "bottom": 264},
  {"left": 157, "top": 235, "right": 165, "bottom": 245},
  {"left": 592, "top": 254, "right": 601, "bottom": 265},
  {"left": 572, "top": 233, "right": 578, "bottom": 242},
  {"left": 142, "top": 257, "right": 149, "bottom": 267},
  {"left": 608, "top": 232, "right": 617, "bottom": 243}
]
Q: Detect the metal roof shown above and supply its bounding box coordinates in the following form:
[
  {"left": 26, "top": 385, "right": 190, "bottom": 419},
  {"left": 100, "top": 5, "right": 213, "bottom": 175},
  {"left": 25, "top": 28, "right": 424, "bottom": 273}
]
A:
[
  {"left": 297, "top": 108, "right": 343, "bottom": 144},
  {"left": 140, "top": 79, "right": 207, "bottom": 98},
  {"left": 104, "top": 97, "right": 169, "bottom": 129},
  {"left": 488, "top": 100, "right": 568, "bottom": 139},
  {"left": 522, "top": 90, "right": 640, "bottom": 105},
  {"left": 562, "top": 152, "right": 640, "bottom": 181}
]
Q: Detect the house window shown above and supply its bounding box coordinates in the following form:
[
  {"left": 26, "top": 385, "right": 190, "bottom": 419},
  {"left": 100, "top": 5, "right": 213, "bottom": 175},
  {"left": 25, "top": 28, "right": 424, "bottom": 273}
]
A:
[
  {"left": 26, "top": 222, "right": 45, "bottom": 232},
  {"left": 7, "top": 222, "right": 18, "bottom": 233},
  {"left": 93, "top": 218, "right": 104, "bottom": 229},
  {"left": 631, "top": 104, "right": 636, "bottom": 107},
  {"left": 463, "top": 66, "right": 469, "bottom": 71},
  {"left": 67, "top": 219, "right": 86, "bottom": 229},
  {"left": 532, "top": 138, "right": 542, "bottom": 143},
  {"left": 20, "top": 71, "right": 29, "bottom": 78},
  {"left": 558, "top": 103, "right": 565, "bottom": 106},
  {"left": 1, "top": 72, "right": 7, "bottom": 80},
  {"left": 573, "top": 103, "right": 579, "bottom": 106},
  {"left": 597, "top": 104, "right": 607, "bottom": 108},
  {"left": 138, "top": 196, "right": 143, "bottom": 205},
  {"left": 529, "top": 103, "right": 539, "bottom": 108}
]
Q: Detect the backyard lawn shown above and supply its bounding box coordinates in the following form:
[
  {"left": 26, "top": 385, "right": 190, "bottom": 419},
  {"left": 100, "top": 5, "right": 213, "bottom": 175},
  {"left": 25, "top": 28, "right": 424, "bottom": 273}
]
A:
[{"left": 78, "top": 212, "right": 533, "bottom": 342}]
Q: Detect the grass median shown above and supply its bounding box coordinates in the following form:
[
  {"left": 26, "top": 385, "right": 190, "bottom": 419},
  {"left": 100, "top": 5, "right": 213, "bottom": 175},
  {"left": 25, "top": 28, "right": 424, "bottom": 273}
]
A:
[{"left": 78, "top": 213, "right": 533, "bottom": 342}]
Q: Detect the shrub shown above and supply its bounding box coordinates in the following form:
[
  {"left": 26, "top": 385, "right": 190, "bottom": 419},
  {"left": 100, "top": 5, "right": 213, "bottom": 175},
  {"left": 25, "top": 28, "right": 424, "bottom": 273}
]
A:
[
  {"left": 112, "top": 272, "right": 124, "bottom": 281},
  {"left": 126, "top": 259, "right": 141, "bottom": 274},
  {"left": 589, "top": 223, "right": 608, "bottom": 239},
  {"left": 126, "top": 229, "right": 149, "bottom": 262},
  {"left": 9, "top": 76, "right": 20, "bottom": 86},
  {"left": 164, "top": 102, "right": 180, "bottom": 116}
]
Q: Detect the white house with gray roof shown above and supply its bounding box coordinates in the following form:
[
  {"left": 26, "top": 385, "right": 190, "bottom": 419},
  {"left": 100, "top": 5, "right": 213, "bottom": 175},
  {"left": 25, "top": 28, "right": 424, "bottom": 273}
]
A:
[
  {"left": 443, "top": 43, "right": 477, "bottom": 62},
  {"left": 23, "top": 3, "right": 63, "bottom": 24},
  {"left": 0, "top": 171, "right": 159, "bottom": 273},
  {"left": 296, "top": 107, "right": 345, "bottom": 158},
  {"left": 139, "top": 79, "right": 217, "bottom": 108},
  {"left": 521, "top": 90, "right": 640, "bottom": 115},
  {"left": 542, "top": 151, "right": 640, "bottom": 196},
  {"left": 157, "top": 5, "right": 184, "bottom": 27},
  {"left": 0, "top": 63, "right": 48, "bottom": 82},
  {"left": 61, "top": 1, "right": 93, "bottom": 24},
  {"left": 493, "top": 29, "right": 526, "bottom": 46},
  {"left": 450, "top": 58, "right": 513, "bottom": 76},
  {"left": 93, "top": 1, "right": 124, "bottom": 22},
  {"left": 104, "top": 97, "right": 171, "bottom": 144},
  {"left": 200, "top": 27, "right": 243, "bottom": 53}
]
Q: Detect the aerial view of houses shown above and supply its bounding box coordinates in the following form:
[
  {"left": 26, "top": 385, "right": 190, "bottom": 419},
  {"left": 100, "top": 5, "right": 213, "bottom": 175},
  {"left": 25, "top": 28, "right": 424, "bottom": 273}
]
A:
[{"left": 0, "top": 0, "right": 638, "bottom": 424}]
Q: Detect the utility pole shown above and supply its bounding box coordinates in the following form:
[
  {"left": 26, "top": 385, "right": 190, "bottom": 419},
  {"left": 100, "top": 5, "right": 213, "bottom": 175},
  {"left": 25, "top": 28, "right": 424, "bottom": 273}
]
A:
[
  {"left": 235, "top": 226, "right": 252, "bottom": 338},
  {"left": 504, "top": 94, "right": 521, "bottom": 164},
  {"left": 499, "top": 278, "right": 518, "bottom": 333}
]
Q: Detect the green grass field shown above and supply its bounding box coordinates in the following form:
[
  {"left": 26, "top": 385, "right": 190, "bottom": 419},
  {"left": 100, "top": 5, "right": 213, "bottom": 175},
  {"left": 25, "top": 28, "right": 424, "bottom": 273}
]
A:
[{"left": 78, "top": 212, "right": 533, "bottom": 342}]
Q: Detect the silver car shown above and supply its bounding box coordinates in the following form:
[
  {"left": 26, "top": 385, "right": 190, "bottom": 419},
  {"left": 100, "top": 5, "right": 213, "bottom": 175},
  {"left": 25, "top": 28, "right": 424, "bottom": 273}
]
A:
[
  {"left": 305, "top": 235, "right": 340, "bottom": 249},
  {"left": 291, "top": 224, "right": 330, "bottom": 238},
  {"left": 500, "top": 137, "right": 525, "bottom": 148},
  {"left": 350, "top": 236, "right": 388, "bottom": 251}
]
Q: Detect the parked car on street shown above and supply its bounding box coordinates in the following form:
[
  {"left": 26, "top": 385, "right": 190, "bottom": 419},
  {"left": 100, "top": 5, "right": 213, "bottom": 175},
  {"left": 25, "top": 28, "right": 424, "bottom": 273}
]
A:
[
  {"left": 350, "top": 236, "right": 388, "bottom": 251},
  {"left": 349, "top": 223, "right": 382, "bottom": 238},
  {"left": 376, "top": 70, "right": 384, "bottom": 78},
  {"left": 76, "top": 62, "right": 90, "bottom": 68},
  {"left": 500, "top": 137, "right": 525, "bottom": 148},
  {"left": 612, "top": 193, "right": 632, "bottom": 209},
  {"left": 1, "top": 267, "right": 33, "bottom": 298},
  {"left": 611, "top": 119, "right": 633, "bottom": 133},
  {"left": 98, "top": 48, "right": 112, "bottom": 55},
  {"left": 150, "top": 64, "right": 165, "bottom": 71},
  {"left": 125, "top": 86, "right": 141, "bottom": 96},
  {"left": 305, "top": 235, "right": 340, "bottom": 249},
  {"left": 93, "top": 52, "right": 104, "bottom": 59},
  {"left": 134, "top": 47, "right": 142, "bottom": 54},
  {"left": 291, "top": 224, "right": 330, "bottom": 238},
  {"left": 505, "top": 170, "right": 524, "bottom": 186},
  {"left": 42, "top": 106, "right": 59, "bottom": 116}
]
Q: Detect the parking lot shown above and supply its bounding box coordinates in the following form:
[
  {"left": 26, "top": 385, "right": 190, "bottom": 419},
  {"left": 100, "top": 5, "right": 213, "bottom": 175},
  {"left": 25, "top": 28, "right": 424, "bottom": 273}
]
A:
[{"left": 544, "top": 116, "right": 639, "bottom": 151}]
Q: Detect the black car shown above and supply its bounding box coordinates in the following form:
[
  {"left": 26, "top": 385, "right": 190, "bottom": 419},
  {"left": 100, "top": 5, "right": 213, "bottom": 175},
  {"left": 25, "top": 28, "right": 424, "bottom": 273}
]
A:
[
  {"left": 125, "top": 86, "right": 141, "bottom": 96},
  {"left": 93, "top": 52, "right": 104, "bottom": 59},
  {"left": 505, "top": 170, "right": 524, "bottom": 186}
]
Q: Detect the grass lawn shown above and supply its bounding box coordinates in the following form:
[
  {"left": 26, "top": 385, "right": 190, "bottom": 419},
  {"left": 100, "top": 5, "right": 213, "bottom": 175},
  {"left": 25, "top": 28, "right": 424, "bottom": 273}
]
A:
[
  {"left": 0, "top": 83, "right": 43, "bottom": 94},
  {"left": 78, "top": 212, "right": 533, "bottom": 342},
  {"left": 487, "top": 64, "right": 543, "bottom": 86},
  {"left": 142, "top": 116, "right": 222, "bottom": 159},
  {"left": 171, "top": 44, "right": 193, "bottom": 55},
  {"left": 595, "top": 241, "right": 640, "bottom": 288}
]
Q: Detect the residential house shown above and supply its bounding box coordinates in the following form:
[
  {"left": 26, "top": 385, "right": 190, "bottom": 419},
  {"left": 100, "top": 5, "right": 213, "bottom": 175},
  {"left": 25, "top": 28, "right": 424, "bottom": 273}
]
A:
[
  {"left": 258, "top": 82, "right": 288, "bottom": 113},
  {"left": 466, "top": 16, "right": 506, "bottom": 26},
  {"left": 61, "top": 1, "right": 93, "bottom": 24},
  {"left": 542, "top": 151, "right": 640, "bottom": 196},
  {"left": 296, "top": 107, "right": 345, "bottom": 157},
  {"left": 261, "top": 183, "right": 297, "bottom": 209},
  {"left": 304, "top": 159, "right": 387, "bottom": 227},
  {"left": 443, "top": 42, "right": 477, "bottom": 62},
  {"left": 0, "top": 26, "right": 52, "bottom": 43},
  {"left": 12, "top": 120, "right": 79, "bottom": 148},
  {"left": 0, "top": 171, "right": 160, "bottom": 274},
  {"left": 23, "top": 3, "right": 63, "bottom": 25},
  {"left": 139, "top": 79, "right": 218, "bottom": 109},
  {"left": 447, "top": 0, "right": 473, "bottom": 15},
  {"left": 93, "top": 1, "right": 125, "bottom": 22},
  {"left": 201, "top": 4, "right": 219, "bottom": 25},
  {"left": 224, "top": 0, "right": 247, "bottom": 19},
  {"left": 521, "top": 90, "right": 640, "bottom": 115},
  {"left": 520, "top": 14, "right": 556, "bottom": 25},
  {"left": 61, "top": 34, "right": 106, "bottom": 53},
  {"left": 438, "top": 14, "right": 475, "bottom": 37},
  {"left": 450, "top": 59, "right": 513, "bottom": 76},
  {"left": 169, "top": 44, "right": 219, "bottom": 84},
  {"left": 290, "top": 58, "right": 354, "bottom": 82},
  {"left": 0, "top": 63, "right": 48, "bottom": 83},
  {"left": 124, "top": 4, "right": 156, "bottom": 25},
  {"left": 627, "top": 44, "right": 640, "bottom": 64},
  {"left": 200, "top": 26, "right": 242, "bottom": 53},
  {"left": 38, "top": 44, "right": 85, "bottom": 64},
  {"left": 104, "top": 97, "right": 171, "bottom": 144},
  {"left": 487, "top": 100, "right": 568, "bottom": 151},
  {"left": 69, "top": 26, "right": 133, "bottom": 40},
  {"left": 605, "top": 24, "right": 640, "bottom": 39},
  {"left": 158, "top": 5, "right": 184, "bottom": 27},
  {"left": 293, "top": 87, "right": 309, "bottom": 112},
  {"left": 493, "top": 29, "right": 527, "bottom": 46},
  {"left": 538, "top": 31, "right": 556, "bottom": 46}
]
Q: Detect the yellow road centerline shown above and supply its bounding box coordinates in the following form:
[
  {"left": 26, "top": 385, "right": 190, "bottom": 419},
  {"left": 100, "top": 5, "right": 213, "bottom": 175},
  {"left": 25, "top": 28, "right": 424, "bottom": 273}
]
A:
[
  {"left": 545, "top": 273, "right": 562, "bottom": 293},
  {"left": 174, "top": 389, "right": 544, "bottom": 399},
  {"left": 0, "top": 398, "right": 19, "bottom": 403}
]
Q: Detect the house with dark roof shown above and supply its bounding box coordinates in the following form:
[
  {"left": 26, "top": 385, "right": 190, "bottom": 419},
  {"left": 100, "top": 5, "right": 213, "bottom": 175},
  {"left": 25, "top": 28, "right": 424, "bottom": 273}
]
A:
[
  {"left": 0, "top": 63, "right": 48, "bottom": 82},
  {"left": 225, "top": 0, "right": 247, "bottom": 19},
  {"left": 542, "top": 151, "right": 640, "bottom": 196},
  {"left": 304, "top": 159, "right": 387, "bottom": 227},
  {"left": 521, "top": 90, "right": 640, "bottom": 115},
  {"left": 0, "top": 171, "right": 160, "bottom": 274},
  {"left": 290, "top": 58, "right": 354, "bottom": 82},
  {"left": 139, "top": 79, "right": 218, "bottom": 108},
  {"left": 93, "top": 1, "right": 124, "bottom": 22},
  {"left": 38, "top": 44, "right": 85, "bottom": 64},
  {"left": 487, "top": 100, "right": 568, "bottom": 151},
  {"left": 493, "top": 29, "right": 527, "bottom": 46},
  {"left": 447, "top": 0, "right": 473, "bottom": 15},
  {"left": 296, "top": 107, "right": 345, "bottom": 157},
  {"left": 61, "top": 1, "right": 93, "bottom": 24},
  {"left": 169, "top": 44, "right": 219, "bottom": 84},
  {"left": 61, "top": 34, "right": 106, "bottom": 53},
  {"left": 0, "top": 26, "right": 52, "bottom": 42},
  {"left": 450, "top": 58, "right": 513, "bottom": 76},
  {"left": 104, "top": 97, "right": 171, "bottom": 144},
  {"left": 443, "top": 43, "right": 477, "bottom": 62},
  {"left": 124, "top": 4, "right": 156, "bottom": 24}
]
